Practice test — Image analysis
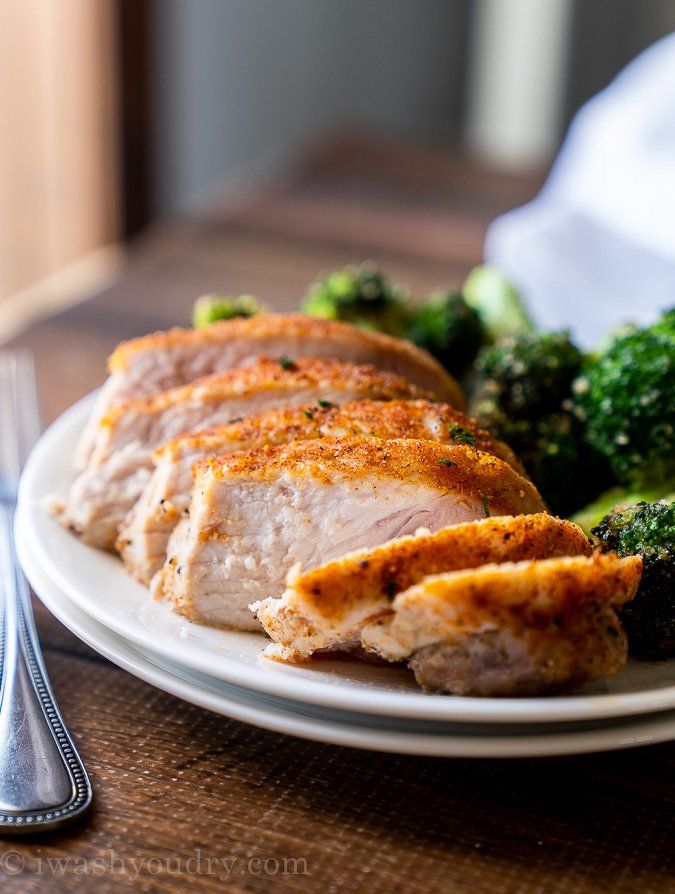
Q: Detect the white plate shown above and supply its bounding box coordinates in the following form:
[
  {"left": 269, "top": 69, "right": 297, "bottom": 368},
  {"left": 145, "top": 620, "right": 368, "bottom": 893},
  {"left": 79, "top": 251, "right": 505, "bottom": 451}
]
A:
[
  {"left": 24, "top": 528, "right": 675, "bottom": 757},
  {"left": 17, "top": 392, "right": 675, "bottom": 725}
]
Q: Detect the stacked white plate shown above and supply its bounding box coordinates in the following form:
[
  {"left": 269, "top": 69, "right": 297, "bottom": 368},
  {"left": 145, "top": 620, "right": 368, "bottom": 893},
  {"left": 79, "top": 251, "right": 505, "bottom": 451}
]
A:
[{"left": 16, "top": 395, "right": 675, "bottom": 757}]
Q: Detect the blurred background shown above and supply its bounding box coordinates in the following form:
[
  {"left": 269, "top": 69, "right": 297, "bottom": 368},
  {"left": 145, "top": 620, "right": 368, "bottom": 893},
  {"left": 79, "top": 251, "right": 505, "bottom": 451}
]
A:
[{"left": 2, "top": 0, "right": 674, "bottom": 341}]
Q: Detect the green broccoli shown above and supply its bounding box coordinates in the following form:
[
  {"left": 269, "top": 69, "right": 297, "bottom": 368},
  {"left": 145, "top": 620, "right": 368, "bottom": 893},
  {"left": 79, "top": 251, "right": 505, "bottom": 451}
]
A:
[
  {"left": 192, "top": 294, "right": 265, "bottom": 328},
  {"left": 572, "top": 479, "right": 675, "bottom": 535},
  {"left": 467, "top": 330, "right": 612, "bottom": 514},
  {"left": 302, "top": 264, "right": 410, "bottom": 337},
  {"left": 523, "top": 413, "right": 615, "bottom": 517},
  {"left": 407, "top": 291, "right": 484, "bottom": 377},
  {"left": 470, "top": 407, "right": 611, "bottom": 516},
  {"left": 593, "top": 500, "right": 675, "bottom": 659},
  {"left": 572, "top": 310, "right": 675, "bottom": 488},
  {"left": 462, "top": 265, "right": 533, "bottom": 342},
  {"left": 653, "top": 307, "right": 675, "bottom": 336},
  {"left": 470, "top": 330, "right": 584, "bottom": 420}
]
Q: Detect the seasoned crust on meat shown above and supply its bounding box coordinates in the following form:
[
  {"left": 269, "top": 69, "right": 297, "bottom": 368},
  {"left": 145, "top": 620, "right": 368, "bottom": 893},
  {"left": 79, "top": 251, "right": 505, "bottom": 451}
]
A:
[
  {"left": 196, "top": 437, "right": 543, "bottom": 509},
  {"left": 76, "top": 313, "right": 464, "bottom": 468},
  {"left": 154, "top": 398, "right": 526, "bottom": 476},
  {"left": 157, "top": 438, "right": 545, "bottom": 630},
  {"left": 64, "top": 358, "right": 426, "bottom": 550},
  {"left": 108, "top": 312, "right": 464, "bottom": 407},
  {"left": 100, "top": 357, "right": 430, "bottom": 433},
  {"left": 360, "top": 553, "right": 642, "bottom": 695},
  {"left": 120, "top": 399, "right": 527, "bottom": 585},
  {"left": 254, "top": 515, "right": 590, "bottom": 660}
]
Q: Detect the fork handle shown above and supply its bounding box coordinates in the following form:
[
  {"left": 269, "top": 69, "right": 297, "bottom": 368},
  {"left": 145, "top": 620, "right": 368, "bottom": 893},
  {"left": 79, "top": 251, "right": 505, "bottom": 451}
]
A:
[{"left": 0, "top": 505, "right": 91, "bottom": 832}]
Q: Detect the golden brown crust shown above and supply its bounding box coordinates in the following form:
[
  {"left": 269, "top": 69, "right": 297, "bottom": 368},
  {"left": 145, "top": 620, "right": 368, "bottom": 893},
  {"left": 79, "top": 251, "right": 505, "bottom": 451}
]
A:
[
  {"left": 153, "top": 398, "right": 526, "bottom": 476},
  {"left": 359, "top": 553, "right": 643, "bottom": 671},
  {"left": 285, "top": 514, "right": 591, "bottom": 625},
  {"left": 393, "top": 553, "right": 642, "bottom": 621},
  {"left": 107, "top": 312, "right": 464, "bottom": 407},
  {"left": 195, "top": 436, "right": 544, "bottom": 513},
  {"left": 101, "top": 358, "right": 429, "bottom": 428}
]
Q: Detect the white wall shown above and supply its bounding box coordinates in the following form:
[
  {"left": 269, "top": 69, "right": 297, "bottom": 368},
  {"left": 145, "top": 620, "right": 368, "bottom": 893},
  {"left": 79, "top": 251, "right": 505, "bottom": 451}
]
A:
[
  {"left": 466, "top": 0, "right": 573, "bottom": 169},
  {"left": 152, "top": 0, "right": 467, "bottom": 214}
]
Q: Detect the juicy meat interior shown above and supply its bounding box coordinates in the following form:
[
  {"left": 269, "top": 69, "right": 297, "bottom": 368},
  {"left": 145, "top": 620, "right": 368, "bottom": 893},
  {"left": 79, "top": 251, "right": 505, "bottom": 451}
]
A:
[
  {"left": 119, "top": 398, "right": 526, "bottom": 584},
  {"left": 61, "top": 358, "right": 427, "bottom": 549},
  {"left": 360, "top": 553, "right": 642, "bottom": 696},
  {"left": 156, "top": 437, "right": 545, "bottom": 631},
  {"left": 77, "top": 313, "right": 464, "bottom": 464},
  {"left": 253, "top": 514, "right": 592, "bottom": 661}
]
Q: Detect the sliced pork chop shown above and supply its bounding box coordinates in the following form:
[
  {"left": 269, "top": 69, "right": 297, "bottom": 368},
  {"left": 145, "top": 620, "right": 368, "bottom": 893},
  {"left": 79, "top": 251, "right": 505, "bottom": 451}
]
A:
[
  {"left": 119, "top": 399, "right": 525, "bottom": 584},
  {"left": 61, "top": 358, "right": 426, "bottom": 549},
  {"left": 156, "top": 437, "right": 545, "bottom": 631},
  {"left": 360, "top": 553, "right": 642, "bottom": 696},
  {"left": 77, "top": 313, "right": 464, "bottom": 464},
  {"left": 253, "top": 515, "right": 591, "bottom": 661}
]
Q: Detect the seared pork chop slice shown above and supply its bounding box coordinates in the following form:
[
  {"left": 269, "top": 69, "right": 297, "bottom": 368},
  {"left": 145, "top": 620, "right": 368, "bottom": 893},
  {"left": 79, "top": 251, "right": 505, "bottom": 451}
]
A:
[
  {"left": 156, "top": 437, "right": 545, "bottom": 631},
  {"left": 253, "top": 515, "right": 591, "bottom": 661},
  {"left": 78, "top": 313, "right": 464, "bottom": 464},
  {"left": 360, "top": 553, "right": 642, "bottom": 696},
  {"left": 119, "top": 399, "right": 525, "bottom": 584},
  {"left": 61, "top": 358, "right": 426, "bottom": 549}
]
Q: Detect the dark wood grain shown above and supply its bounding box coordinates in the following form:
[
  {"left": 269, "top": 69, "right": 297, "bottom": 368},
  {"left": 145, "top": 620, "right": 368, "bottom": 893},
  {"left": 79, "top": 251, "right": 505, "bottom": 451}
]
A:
[{"left": 3, "top": 142, "right": 672, "bottom": 893}]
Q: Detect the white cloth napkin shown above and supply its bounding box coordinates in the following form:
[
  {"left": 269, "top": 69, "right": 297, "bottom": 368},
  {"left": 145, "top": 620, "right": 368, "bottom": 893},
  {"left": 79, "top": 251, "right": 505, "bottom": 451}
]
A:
[{"left": 485, "top": 33, "right": 675, "bottom": 348}]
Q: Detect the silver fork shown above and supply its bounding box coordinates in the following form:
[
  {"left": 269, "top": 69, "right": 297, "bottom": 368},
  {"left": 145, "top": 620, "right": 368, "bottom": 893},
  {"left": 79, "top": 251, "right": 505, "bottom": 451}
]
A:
[{"left": 0, "top": 351, "right": 91, "bottom": 832}]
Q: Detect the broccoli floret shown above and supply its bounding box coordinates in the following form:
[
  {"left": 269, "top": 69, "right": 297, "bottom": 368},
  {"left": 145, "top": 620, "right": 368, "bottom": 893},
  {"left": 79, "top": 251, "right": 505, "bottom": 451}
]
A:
[
  {"left": 471, "top": 406, "right": 611, "bottom": 516},
  {"left": 470, "top": 330, "right": 584, "bottom": 421},
  {"left": 302, "top": 263, "right": 410, "bottom": 337},
  {"left": 593, "top": 500, "right": 675, "bottom": 658},
  {"left": 462, "top": 265, "right": 533, "bottom": 342},
  {"left": 653, "top": 307, "right": 675, "bottom": 336},
  {"left": 518, "top": 413, "right": 614, "bottom": 516},
  {"left": 467, "top": 330, "right": 610, "bottom": 514},
  {"left": 573, "top": 311, "right": 675, "bottom": 488},
  {"left": 407, "top": 291, "right": 484, "bottom": 377},
  {"left": 192, "top": 294, "right": 264, "bottom": 328},
  {"left": 572, "top": 480, "right": 675, "bottom": 535}
]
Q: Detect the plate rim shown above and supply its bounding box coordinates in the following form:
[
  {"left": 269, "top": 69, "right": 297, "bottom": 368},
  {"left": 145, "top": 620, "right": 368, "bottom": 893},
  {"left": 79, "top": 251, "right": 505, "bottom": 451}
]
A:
[
  {"left": 18, "top": 390, "right": 675, "bottom": 725},
  {"left": 25, "top": 534, "right": 675, "bottom": 758}
]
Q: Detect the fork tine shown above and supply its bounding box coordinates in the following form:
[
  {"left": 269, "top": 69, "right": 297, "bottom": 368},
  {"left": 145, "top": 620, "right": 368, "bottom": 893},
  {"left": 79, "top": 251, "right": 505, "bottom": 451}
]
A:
[
  {"left": 11, "top": 351, "right": 41, "bottom": 467},
  {"left": 0, "top": 351, "right": 41, "bottom": 493},
  {"left": 0, "top": 352, "right": 92, "bottom": 829},
  {"left": 0, "top": 353, "right": 20, "bottom": 489}
]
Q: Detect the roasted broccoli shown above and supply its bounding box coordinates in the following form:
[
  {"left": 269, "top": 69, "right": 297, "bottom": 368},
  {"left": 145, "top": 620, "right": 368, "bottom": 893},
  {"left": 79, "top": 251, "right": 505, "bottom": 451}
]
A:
[
  {"left": 192, "top": 294, "right": 265, "bottom": 328},
  {"left": 407, "top": 291, "right": 484, "bottom": 377},
  {"left": 467, "top": 330, "right": 612, "bottom": 514},
  {"left": 519, "top": 413, "right": 615, "bottom": 517},
  {"left": 470, "top": 330, "right": 584, "bottom": 421},
  {"left": 572, "top": 479, "right": 675, "bottom": 535},
  {"left": 572, "top": 310, "right": 675, "bottom": 488},
  {"left": 406, "top": 266, "right": 531, "bottom": 376},
  {"left": 469, "top": 407, "right": 610, "bottom": 516},
  {"left": 462, "top": 265, "right": 533, "bottom": 342},
  {"left": 302, "top": 264, "right": 410, "bottom": 337},
  {"left": 593, "top": 500, "right": 675, "bottom": 658},
  {"left": 653, "top": 306, "right": 675, "bottom": 336},
  {"left": 301, "top": 263, "right": 528, "bottom": 372}
]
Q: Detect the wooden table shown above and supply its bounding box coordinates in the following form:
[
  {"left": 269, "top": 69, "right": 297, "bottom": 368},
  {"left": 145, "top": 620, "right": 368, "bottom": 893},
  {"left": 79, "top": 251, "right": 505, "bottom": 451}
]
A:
[{"left": 4, "top": 142, "right": 674, "bottom": 893}]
